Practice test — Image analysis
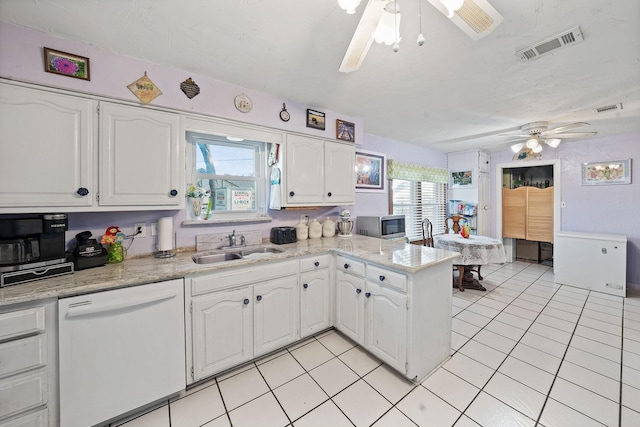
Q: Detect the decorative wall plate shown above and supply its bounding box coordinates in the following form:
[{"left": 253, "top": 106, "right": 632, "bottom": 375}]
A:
[
  {"left": 180, "top": 77, "right": 200, "bottom": 99},
  {"left": 234, "top": 94, "right": 252, "bottom": 113},
  {"left": 127, "top": 72, "right": 162, "bottom": 104}
]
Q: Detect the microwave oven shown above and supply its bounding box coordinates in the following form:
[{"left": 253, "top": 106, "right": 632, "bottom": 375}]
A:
[{"left": 356, "top": 215, "right": 406, "bottom": 239}]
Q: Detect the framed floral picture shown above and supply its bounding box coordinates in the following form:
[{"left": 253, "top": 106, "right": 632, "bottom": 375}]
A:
[
  {"left": 450, "top": 169, "right": 475, "bottom": 188},
  {"left": 355, "top": 150, "right": 385, "bottom": 192},
  {"left": 43, "top": 47, "right": 90, "bottom": 80},
  {"left": 582, "top": 159, "right": 631, "bottom": 185}
]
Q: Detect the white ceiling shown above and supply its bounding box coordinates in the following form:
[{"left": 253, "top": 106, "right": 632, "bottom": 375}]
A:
[{"left": 2, "top": 0, "right": 639, "bottom": 153}]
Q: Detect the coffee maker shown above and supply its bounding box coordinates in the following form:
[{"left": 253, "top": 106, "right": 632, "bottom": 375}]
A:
[{"left": 0, "top": 213, "right": 72, "bottom": 286}]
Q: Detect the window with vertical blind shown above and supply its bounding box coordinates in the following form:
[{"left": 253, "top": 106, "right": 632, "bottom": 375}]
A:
[{"left": 387, "top": 160, "right": 448, "bottom": 242}]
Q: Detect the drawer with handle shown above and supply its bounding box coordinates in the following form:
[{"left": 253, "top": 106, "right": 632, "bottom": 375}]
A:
[
  {"left": 335, "top": 255, "right": 365, "bottom": 277},
  {"left": 367, "top": 264, "right": 407, "bottom": 293}
]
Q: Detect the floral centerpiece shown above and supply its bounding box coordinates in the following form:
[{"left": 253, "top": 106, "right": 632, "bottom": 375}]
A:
[
  {"left": 186, "top": 184, "right": 211, "bottom": 219},
  {"left": 101, "top": 226, "right": 127, "bottom": 263}
]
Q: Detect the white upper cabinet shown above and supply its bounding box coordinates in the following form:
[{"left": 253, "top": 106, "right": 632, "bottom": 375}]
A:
[
  {"left": 324, "top": 140, "right": 356, "bottom": 204},
  {"left": 0, "top": 82, "right": 95, "bottom": 210},
  {"left": 283, "top": 134, "right": 355, "bottom": 207},
  {"left": 98, "top": 102, "right": 182, "bottom": 207},
  {"left": 0, "top": 81, "right": 185, "bottom": 212}
]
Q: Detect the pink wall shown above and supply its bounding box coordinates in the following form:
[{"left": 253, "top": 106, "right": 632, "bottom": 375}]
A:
[
  {"left": 490, "top": 133, "right": 640, "bottom": 286},
  {"left": 0, "top": 21, "right": 446, "bottom": 256}
]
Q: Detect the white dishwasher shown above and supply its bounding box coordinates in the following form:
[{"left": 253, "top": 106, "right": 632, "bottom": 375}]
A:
[{"left": 58, "top": 279, "right": 186, "bottom": 427}]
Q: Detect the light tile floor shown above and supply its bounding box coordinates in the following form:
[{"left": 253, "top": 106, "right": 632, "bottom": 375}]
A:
[{"left": 115, "top": 261, "right": 640, "bottom": 427}]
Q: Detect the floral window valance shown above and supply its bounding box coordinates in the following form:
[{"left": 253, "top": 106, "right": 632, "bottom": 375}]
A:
[{"left": 387, "top": 159, "right": 448, "bottom": 183}]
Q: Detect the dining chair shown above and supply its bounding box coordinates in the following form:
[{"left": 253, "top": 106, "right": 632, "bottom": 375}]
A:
[
  {"left": 443, "top": 214, "right": 481, "bottom": 291},
  {"left": 445, "top": 215, "right": 468, "bottom": 234},
  {"left": 421, "top": 218, "right": 434, "bottom": 247}
]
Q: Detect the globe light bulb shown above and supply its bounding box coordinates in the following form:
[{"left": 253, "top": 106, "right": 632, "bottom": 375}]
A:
[{"left": 417, "top": 33, "right": 425, "bottom": 46}]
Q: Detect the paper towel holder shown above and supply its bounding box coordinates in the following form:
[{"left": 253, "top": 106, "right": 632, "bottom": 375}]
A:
[
  {"left": 155, "top": 249, "right": 176, "bottom": 259},
  {"left": 155, "top": 217, "right": 176, "bottom": 258}
]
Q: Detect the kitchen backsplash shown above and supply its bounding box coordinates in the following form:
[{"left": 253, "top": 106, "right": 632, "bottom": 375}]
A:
[{"left": 196, "top": 230, "right": 264, "bottom": 251}]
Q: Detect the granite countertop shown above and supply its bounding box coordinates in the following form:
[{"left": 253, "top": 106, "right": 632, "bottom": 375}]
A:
[{"left": 0, "top": 235, "right": 459, "bottom": 307}]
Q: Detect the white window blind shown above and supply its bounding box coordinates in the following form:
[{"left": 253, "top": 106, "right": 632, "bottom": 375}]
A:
[{"left": 392, "top": 179, "right": 447, "bottom": 242}]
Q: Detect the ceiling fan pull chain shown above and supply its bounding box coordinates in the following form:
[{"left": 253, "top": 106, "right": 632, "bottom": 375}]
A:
[
  {"left": 393, "top": 0, "right": 400, "bottom": 52},
  {"left": 417, "top": 0, "right": 425, "bottom": 46}
]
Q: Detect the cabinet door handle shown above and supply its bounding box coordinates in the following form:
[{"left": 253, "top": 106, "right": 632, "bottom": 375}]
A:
[
  {"left": 289, "top": 191, "right": 295, "bottom": 197},
  {"left": 344, "top": 263, "right": 349, "bottom": 269},
  {"left": 356, "top": 288, "right": 361, "bottom": 294},
  {"left": 327, "top": 192, "right": 332, "bottom": 197},
  {"left": 169, "top": 189, "right": 178, "bottom": 197},
  {"left": 256, "top": 295, "right": 262, "bottom": 301},
  {"left": 243, "top": 298, "right": 250, "bottom": 305},
  {"left": 303, "top": 283, "right": 308, "bottom": 289},
  {"left": 365, "top": 292, "right": 371, "bottom": 298},
  {"left": 379, "top": 275, "right": 385, "bottom": 281},
  {"left": 314, "top": 261, "right": 320, "bottom": 267},
  {"left": 76, "top": 187, "right": 89, "bottom": 196}
]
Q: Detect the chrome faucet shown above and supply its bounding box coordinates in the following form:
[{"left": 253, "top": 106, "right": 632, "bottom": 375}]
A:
[{"left": 224, "top": 230, "right": 245, "bottom": 248}]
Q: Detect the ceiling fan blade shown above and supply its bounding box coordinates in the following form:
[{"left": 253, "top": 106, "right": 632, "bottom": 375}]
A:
[
  {"left": 425, "top": 0, "right": 504, "bottom": 40},
  {"left": 497, "top": 133, "right": 529, "bottom": 137},
  {"left": 541, "top": 122, "right": 590, "bottom": 135},
  {"left": 547, "top": 132, "right": 598, "bottom": 139},
  {"left": 339, "top": 0, "right": 387, "bottom": 73}
]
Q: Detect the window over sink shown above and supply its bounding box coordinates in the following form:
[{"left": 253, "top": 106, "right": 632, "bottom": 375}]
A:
[{"left": 187, "top": 130, "right": 268, "bottom": 222}]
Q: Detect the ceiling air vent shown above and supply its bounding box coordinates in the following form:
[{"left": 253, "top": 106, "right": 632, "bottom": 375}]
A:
[
  {"left": 593, "top": 103, "right": 623, "bottom": 114},
  {"left": 516, "top": 26, "right": 584, "bottom": 62}
]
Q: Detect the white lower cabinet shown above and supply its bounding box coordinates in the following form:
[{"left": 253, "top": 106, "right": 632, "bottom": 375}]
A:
[
  {"left": 335, "top": 267, "right": 366, "bottom": 345},
  {"left": 299, "top": 255, "right": 332, "bottom": 338},
  {"left": 192, "top": 287, "right": 253, "bottom": 380},
  {"left": 253, "top": 276, "right": 299, "bottom": 356},
  {"left": 364, "top": 281, "right": 407, "bottom": 371},
  {"left": 187, "top": 259, "right": 299, "bottom": 383},
  {"left": 0, "top": 300, "right": 57, "bottom": 427},
  {"left": 335, "top": 255, "right": 407, "bottom": 373},
  {"left": 335, "top": 254, "right": 451, "bottom": 381}
]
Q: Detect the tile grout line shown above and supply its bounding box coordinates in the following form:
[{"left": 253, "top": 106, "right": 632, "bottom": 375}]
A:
[
  {"left": 532, "top": 288, "right": 594, "bottom": 426},
  {"left": 448, "top": 264, "right": 559, "bottom": 425},
  {"left": 619, "top": 298, "right": 628, "bottom": 427},
  {"left": 450, "top": 263, "right": 614, "bottom": 425}
]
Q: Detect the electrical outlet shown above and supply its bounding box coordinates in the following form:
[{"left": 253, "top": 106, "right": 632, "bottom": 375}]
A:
[
  {"left": 134, "top": 223, "right": 146, "bottom": 237},
  {"left": 300, "top": 214, "right": 309, "bottom": 224},
  {"left": 151, "top": 223, "right": 158, "bottom": 236}
]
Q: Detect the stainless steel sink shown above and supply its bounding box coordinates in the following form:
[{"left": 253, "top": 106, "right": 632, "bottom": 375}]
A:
[
  {"left": 192, "top": 246, "right": 285, "bottom": 264},
  {"left": 239, "top": 247, "right": 285, "bottom": 256},
  {"left": 192, "top": 251, "right": 243, "bottom": 264}
]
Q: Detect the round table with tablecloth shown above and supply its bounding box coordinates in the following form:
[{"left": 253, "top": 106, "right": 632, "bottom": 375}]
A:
[{"left": 434, "top": 234, "right": 506, "bottom": 291}]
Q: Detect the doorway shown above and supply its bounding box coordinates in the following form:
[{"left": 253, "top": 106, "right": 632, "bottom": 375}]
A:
[{"left": 495, "top": 159, "right": 562, "bottom": 264}]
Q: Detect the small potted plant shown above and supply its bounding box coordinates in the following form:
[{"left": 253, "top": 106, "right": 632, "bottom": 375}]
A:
[{"left": 186, "top": 184, "right": 210, "bottom": 219}]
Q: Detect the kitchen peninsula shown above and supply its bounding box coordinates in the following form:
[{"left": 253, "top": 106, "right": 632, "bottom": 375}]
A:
[{"left": 0, "top": 235, "right": 459, "bottom": 427}]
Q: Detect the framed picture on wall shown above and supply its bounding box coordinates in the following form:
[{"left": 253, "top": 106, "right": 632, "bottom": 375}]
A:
[
  {"left": 582, "top": 159, "right": 631, "bottom": 185},
  {"left": 306, "top": 109, "right": 325, "bottom": 130},
  {"left": 336, "top": 119, "right": 355, "bottom": 142},
  {"left": 355, "top": 150, "right": 385, "bottom": 192},
  {"left": 450, "top": 169, "right": 475, "bottom": 188},
  {"left": 43, "top": 47, "right": 90, "bottom": 80}
]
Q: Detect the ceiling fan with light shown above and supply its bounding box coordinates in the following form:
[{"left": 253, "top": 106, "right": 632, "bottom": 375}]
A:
[
  {"left": 338, "top": 0, "right": 504, "bottom": 73},
  {"left": 504, "top": 121, "right": 598, "bottom": 154}
]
